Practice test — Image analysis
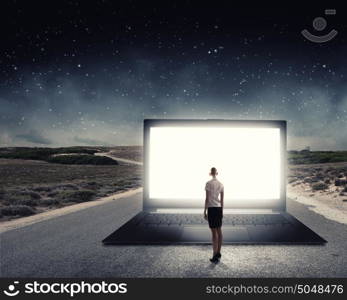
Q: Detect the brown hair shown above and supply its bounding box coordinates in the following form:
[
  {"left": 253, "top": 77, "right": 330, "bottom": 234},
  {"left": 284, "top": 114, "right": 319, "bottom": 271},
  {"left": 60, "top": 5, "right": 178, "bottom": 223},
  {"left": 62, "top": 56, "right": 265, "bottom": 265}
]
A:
[{"left": 211, "top": 167, "right": 217, "bottom": 175}]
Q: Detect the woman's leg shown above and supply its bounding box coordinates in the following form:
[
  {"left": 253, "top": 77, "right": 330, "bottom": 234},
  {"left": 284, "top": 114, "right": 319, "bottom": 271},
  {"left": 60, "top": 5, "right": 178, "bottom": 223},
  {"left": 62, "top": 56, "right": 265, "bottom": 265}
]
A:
[
  {"left": 217, "top": 227, "right": 223, "bottom": 254},
  {"left": 210, "top": 228, "right": 218, "bottom": 255}
]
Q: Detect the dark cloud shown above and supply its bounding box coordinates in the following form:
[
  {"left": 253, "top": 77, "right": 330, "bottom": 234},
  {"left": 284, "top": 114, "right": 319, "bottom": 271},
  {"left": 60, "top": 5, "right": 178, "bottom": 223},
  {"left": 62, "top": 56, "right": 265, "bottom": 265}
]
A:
[
  {"left": 15, "top": 129, "right": 52, "bottom": 145},
  {"left": 73, "top": 136, "right": 114, "bottom": 146}
]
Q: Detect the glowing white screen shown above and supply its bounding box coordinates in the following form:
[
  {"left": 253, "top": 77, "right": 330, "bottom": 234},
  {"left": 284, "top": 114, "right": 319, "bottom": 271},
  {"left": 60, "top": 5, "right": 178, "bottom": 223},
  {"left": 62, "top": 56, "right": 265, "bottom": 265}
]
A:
[{"left": 149, "top": 127, "right": 281, "bottom": 201}]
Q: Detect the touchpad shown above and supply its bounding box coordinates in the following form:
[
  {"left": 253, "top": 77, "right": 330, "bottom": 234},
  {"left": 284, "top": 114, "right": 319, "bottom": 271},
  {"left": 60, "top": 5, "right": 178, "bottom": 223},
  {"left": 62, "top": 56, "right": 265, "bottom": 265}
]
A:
[
  {"left": 222, "top": 226, "right": 250, "bottom": 242},
  {"left": 181, "top": 227, "right": 211, "bottom": 242},
  {"left": 180, "top": 226, "right": 250, "bottom": 243}
]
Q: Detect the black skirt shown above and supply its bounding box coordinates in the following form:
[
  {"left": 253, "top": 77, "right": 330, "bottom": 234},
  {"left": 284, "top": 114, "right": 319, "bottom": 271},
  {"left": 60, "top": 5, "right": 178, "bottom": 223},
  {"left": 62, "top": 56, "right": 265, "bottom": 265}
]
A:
[{"left": 207, "top": 207, "right": 223, "bottom": 228}]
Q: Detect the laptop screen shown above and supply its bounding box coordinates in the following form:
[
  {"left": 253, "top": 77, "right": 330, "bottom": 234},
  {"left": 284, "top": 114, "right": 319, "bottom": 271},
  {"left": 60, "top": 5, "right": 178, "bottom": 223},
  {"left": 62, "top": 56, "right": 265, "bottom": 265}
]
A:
[{"left": 144, "top": 120, "right": 286, "bottom": 210}]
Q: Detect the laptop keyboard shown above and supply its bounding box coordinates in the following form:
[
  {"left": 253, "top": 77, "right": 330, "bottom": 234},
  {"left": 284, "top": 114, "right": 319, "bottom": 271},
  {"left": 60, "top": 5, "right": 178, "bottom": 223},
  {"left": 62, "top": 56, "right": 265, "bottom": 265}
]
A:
[{"left": 137, "top": 213, "right": 290, "bottom": 226}]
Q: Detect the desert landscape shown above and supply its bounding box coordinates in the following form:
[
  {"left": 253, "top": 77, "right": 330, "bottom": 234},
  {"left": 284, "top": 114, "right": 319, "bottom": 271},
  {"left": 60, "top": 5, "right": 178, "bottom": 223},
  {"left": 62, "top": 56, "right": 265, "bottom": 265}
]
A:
[
  {"left": 0, "top": 147, "right": 346, "bottom": 222},
  {"left": 288, "top": 162, "right": 347, "bottom": 217},
  {"left": 287, "top": 150, "right": 347, "bottom": 216},
  {"left": 0, "top": 146, "right": 142, "bottom": 221}
]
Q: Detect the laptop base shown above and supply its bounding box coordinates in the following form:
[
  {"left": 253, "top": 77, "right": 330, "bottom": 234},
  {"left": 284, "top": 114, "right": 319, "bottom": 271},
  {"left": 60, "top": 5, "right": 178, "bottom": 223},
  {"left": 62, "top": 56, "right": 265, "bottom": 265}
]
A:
[{"left": 102, "top": 212, "right": 327, "bottom": 245}]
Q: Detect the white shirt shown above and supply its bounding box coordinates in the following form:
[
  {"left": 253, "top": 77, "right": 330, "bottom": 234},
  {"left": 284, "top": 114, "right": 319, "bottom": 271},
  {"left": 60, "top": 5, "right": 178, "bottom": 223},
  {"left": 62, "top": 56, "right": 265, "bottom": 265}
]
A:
[{"left": 205, "top": 178, "right": 224, "bottom": 207}]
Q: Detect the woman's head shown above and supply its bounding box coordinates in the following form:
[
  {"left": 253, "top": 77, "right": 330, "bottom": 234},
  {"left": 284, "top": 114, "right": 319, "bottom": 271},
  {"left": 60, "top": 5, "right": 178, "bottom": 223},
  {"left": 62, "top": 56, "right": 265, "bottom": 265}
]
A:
[{"left": 210, "top": 167, "right": 218, "bottom": 176}]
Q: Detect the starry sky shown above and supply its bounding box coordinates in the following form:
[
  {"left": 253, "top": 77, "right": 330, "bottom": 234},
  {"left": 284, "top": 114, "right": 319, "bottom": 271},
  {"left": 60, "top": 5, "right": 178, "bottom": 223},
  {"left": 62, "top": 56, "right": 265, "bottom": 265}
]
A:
[{"left": 0, "top": 1, "right": 346, "bottom": 150}]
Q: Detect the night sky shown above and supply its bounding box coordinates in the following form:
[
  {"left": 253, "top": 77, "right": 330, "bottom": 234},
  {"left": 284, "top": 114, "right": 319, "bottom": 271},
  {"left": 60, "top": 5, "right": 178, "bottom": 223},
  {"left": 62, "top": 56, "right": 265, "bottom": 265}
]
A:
[{"left": 0, "top": 1, "right": 346, "bottom": 149}]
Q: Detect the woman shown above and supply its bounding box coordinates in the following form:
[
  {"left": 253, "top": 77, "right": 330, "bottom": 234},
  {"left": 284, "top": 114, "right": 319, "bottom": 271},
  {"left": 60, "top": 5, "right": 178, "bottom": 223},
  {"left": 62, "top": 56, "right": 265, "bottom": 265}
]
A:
[{"left": 204, "top": 167, "right": 224, "bottom": 263}]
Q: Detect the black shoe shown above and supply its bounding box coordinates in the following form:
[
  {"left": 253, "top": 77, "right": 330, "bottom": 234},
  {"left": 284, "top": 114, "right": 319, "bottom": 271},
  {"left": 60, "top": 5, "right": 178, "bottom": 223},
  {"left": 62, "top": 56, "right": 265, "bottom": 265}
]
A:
[
  {"left": 209, "top": 255, "right": 219, "bottom": 264},
  {"left": 216, "top": 252, "right": 221, "bottom": 259}
]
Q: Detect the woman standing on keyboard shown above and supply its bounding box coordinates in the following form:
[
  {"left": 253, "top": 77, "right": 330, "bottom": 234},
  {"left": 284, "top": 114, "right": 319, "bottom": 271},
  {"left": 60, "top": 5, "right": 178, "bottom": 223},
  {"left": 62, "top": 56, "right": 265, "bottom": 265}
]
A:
[{"left": 204, "top": 167, "right": 224, "bottom": 263}]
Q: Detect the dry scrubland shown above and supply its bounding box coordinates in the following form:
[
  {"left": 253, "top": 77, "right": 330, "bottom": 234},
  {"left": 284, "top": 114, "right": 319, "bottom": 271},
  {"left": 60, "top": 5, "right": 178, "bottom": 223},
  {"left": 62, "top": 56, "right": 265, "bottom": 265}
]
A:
[
  {"left": 288, "top": 162, "right": 347, "bottom": 212},
  {"left": 0, "top": 146, "right": 142, "bottom": 221}
]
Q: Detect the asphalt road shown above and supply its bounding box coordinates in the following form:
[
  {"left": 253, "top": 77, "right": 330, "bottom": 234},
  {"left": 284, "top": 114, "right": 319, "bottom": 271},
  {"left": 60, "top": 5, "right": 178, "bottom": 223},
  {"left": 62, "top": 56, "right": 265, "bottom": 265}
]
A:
[{"left": 1, "top": 192, "right": 346, "bottom": 278}]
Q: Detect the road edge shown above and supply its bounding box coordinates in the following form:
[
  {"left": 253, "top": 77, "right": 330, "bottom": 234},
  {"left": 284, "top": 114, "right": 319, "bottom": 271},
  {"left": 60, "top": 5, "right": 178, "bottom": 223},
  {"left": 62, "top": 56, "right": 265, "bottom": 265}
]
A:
[{"left": 0, "top": 187, "right": 142, "bottom": 233}]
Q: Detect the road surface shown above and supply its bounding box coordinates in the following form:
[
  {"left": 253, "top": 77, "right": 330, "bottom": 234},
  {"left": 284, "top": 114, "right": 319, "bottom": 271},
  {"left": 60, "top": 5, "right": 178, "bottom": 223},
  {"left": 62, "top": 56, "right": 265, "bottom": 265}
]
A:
[{"left": 1, "top": 191, "right": 346, "bottom": 277}]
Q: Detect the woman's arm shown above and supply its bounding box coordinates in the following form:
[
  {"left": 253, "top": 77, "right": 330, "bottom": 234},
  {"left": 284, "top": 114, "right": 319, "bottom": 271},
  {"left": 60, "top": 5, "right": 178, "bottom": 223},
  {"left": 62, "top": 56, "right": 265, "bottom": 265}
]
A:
[{"left": 204, "top": 190, "right": 208, "bottom": 219}]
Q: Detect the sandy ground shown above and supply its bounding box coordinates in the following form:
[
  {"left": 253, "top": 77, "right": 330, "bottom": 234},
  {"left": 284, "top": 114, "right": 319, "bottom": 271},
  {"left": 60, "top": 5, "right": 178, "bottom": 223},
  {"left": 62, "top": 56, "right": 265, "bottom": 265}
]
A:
[
  {"left": 288, "top": 188, "right": 347, "bottom": 225},
  {"left": 288, "top": 162, "right": 347, "bottom": 225},
  {"left": 288, "top": 184, "right": 347, "bottom": 213}
]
